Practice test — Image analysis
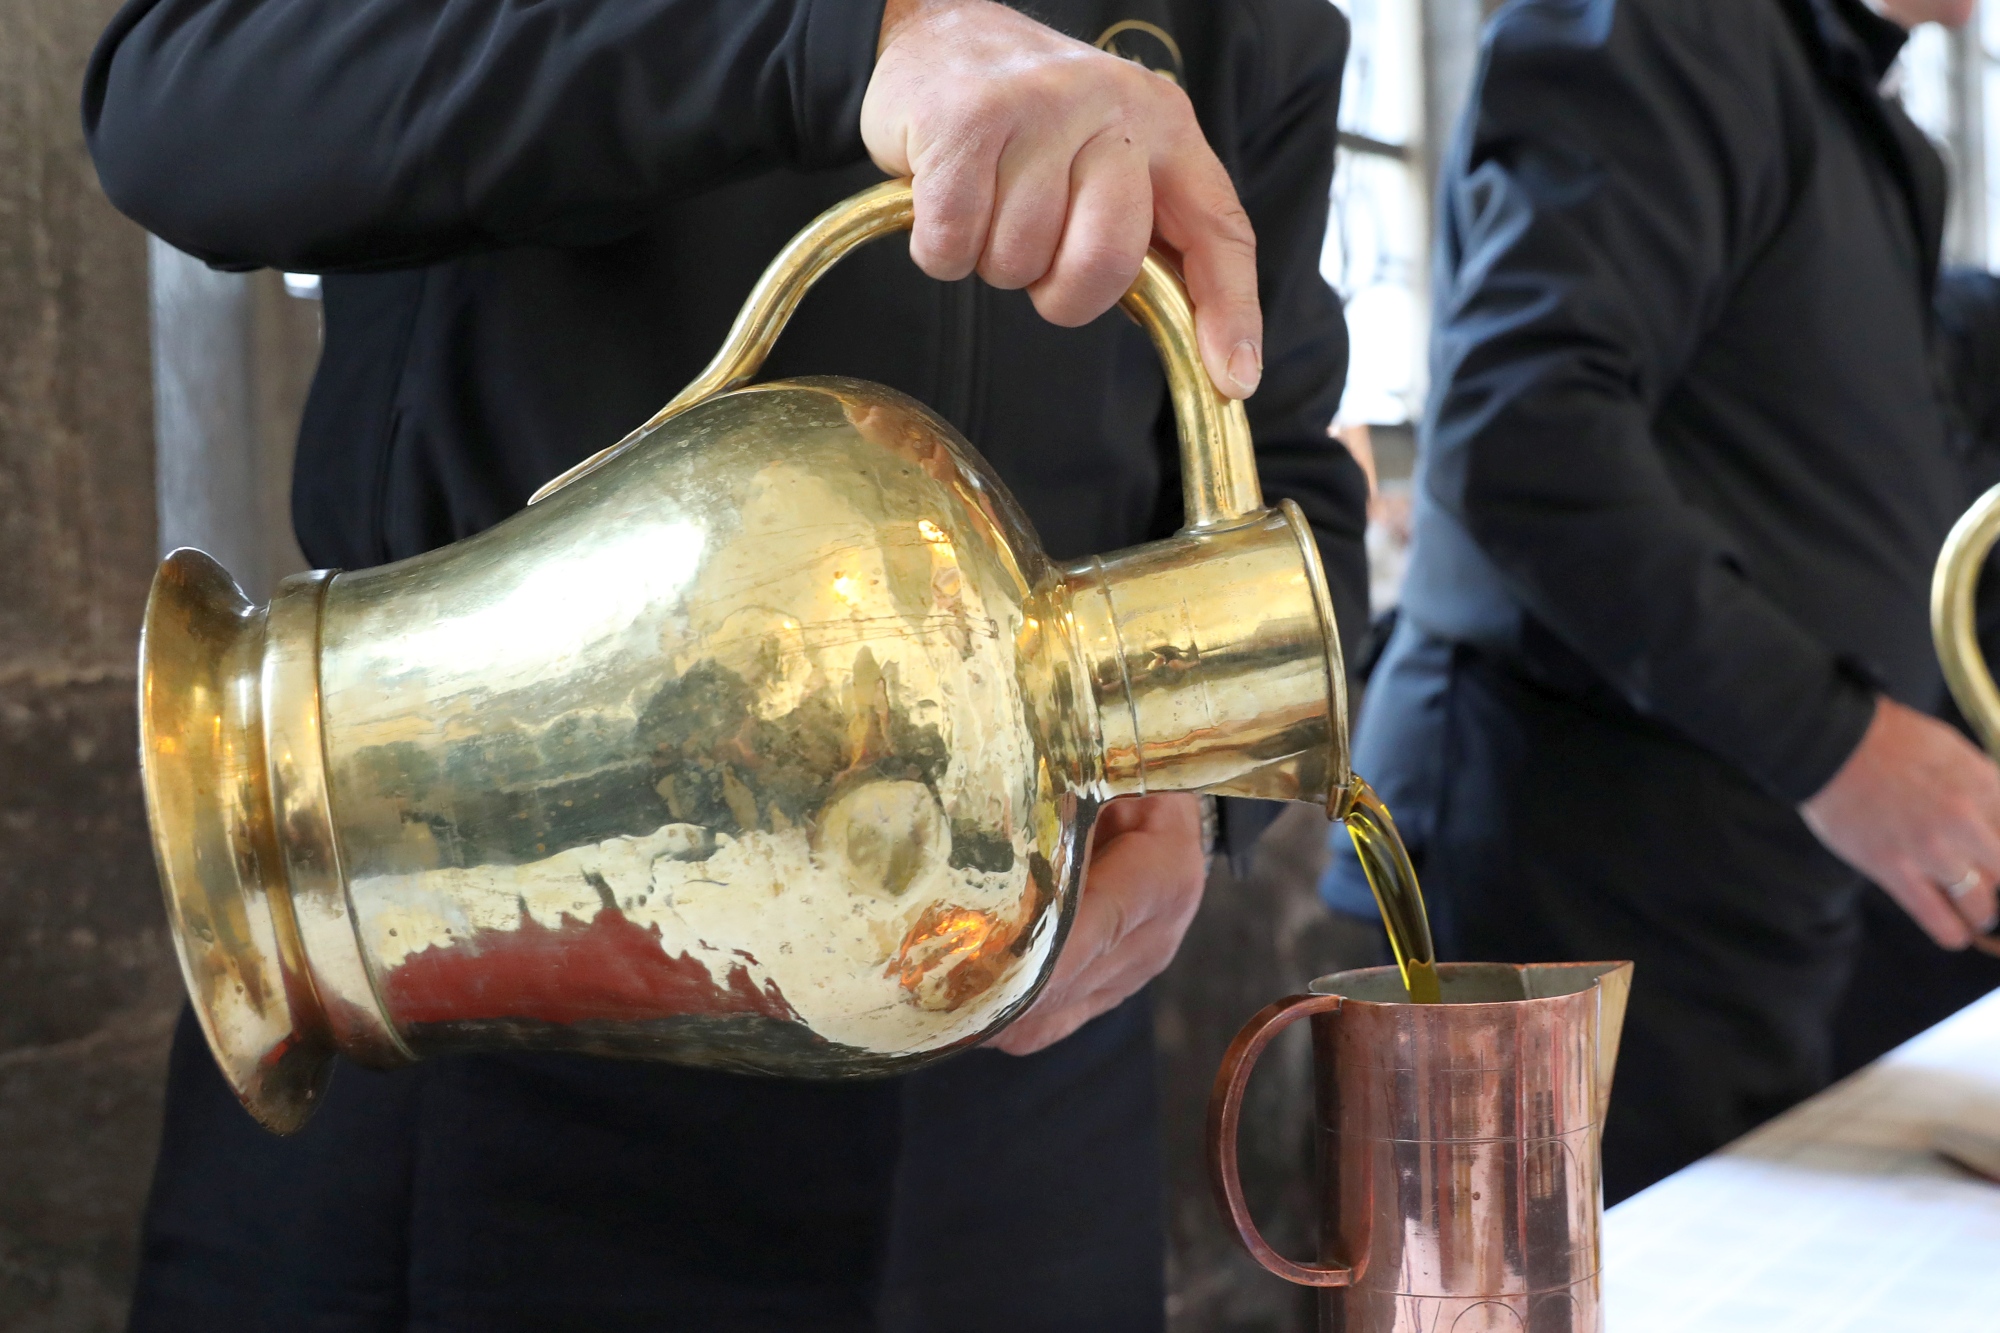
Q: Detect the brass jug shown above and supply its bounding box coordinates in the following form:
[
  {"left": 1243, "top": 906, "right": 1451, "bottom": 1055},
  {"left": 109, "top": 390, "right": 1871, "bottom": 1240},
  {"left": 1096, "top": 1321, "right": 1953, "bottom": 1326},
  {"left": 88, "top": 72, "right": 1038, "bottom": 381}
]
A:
[
  {"left": 140, "top": 181, "right": 1354, "bottom": 1132},
  {"left": 1931, "top": 483, "right": 2000, "bottom": 957}
]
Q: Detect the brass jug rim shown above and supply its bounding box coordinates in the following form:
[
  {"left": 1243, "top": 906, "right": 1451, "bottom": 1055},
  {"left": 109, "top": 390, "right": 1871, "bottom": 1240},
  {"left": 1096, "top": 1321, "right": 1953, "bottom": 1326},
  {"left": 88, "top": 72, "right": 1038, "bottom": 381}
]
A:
[{"left": 139, "top": 548, "right": 337, "bottom": 1131}]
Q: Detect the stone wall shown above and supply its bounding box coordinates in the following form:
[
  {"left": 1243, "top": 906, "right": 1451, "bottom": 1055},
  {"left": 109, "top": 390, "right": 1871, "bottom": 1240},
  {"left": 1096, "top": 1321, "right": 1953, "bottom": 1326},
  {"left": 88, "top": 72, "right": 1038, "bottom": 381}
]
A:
[
  {"left": 0, "top": 0, "right": 170, "bottom": 1326},
  {"left": 0, "top": 2, "right": 316, "bottom": 1324}
]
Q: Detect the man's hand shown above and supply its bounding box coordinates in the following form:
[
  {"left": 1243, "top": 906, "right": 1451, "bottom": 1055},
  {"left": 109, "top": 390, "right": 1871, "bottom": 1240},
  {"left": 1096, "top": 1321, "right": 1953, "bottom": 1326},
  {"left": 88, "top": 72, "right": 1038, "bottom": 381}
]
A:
[
  {"left": 864, "top": 0, "right": 1263, "bottom": 398},
  {"left": 1801, "top": 696, "right": 2000, "bottom": 948},
  {"left": 989, "top": 793, "right": 1208, "bottom": 1055}
]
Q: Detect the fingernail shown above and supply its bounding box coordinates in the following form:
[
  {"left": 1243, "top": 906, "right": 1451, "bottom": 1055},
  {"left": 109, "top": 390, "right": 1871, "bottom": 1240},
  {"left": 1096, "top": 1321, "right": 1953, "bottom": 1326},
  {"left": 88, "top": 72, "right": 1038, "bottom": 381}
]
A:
[{"left": 1227, "top": 340, "right": 1262, "bottom": 396}]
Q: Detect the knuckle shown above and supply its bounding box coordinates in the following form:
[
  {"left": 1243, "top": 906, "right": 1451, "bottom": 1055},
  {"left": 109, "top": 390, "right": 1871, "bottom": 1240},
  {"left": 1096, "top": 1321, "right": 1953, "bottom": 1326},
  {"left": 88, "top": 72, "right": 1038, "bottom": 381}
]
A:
[
  {"left": 949, "top": 84, "right": 1017, "bottom": 142},
  {"left": 1030, "top": 289, "right": 1095, "bottom": 329},
  {"left": 1206, "top": 199, "right": 1257, "bottom": 255},
  {"left": 979, "top": 253, "right": 1040, "bottom": 290},
  {"left": 1055, "top": 245, "right": 1140, "bottom": 301},
  {"left": 1138, "top": 67, "right": 1195, "bottom": 117}
]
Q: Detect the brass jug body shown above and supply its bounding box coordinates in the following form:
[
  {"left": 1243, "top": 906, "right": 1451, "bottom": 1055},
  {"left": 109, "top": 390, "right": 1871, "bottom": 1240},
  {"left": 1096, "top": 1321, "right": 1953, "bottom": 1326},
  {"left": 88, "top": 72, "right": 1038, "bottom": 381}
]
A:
[
  {"left": 1208, "top": 962, "right": 1634, "bottom": 1333},
  {"left": 1931, "top": 485, "right": 2000, "bottom": 957},
  {"left": 140, "top": 182, "right": 1351, "bottom": 1132}
]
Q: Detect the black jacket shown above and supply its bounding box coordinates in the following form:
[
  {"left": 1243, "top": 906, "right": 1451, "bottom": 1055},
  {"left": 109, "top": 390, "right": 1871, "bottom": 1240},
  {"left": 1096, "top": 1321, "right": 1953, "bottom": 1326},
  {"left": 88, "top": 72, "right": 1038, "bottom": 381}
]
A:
[
  {"left": 1391, "top": 0, "right": 1952, "bottom": 806},
  {"left": 83, "top": 0, "right": 1367, "bottom": 669}
]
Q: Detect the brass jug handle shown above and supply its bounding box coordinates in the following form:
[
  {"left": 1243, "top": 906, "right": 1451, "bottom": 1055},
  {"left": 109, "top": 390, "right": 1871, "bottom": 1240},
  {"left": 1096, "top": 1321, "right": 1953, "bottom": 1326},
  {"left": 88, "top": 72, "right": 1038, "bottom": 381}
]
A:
[
  {"left": 530, "top": 179, "right": 1264, "bottom": 528},
  {"left": 1206, "top": 993, "right": 1354, "bottom": 1288},
  {"left": 1933, "top": 483, "right": 2000, "bottom": 757}
]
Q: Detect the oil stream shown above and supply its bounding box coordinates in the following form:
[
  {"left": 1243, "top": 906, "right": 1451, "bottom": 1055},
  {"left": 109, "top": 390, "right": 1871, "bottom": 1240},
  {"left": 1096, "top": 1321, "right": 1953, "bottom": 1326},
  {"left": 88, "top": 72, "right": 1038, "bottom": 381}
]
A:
[{"left": 1339, "top": 776, "right": 1442, "bottom": 1004}]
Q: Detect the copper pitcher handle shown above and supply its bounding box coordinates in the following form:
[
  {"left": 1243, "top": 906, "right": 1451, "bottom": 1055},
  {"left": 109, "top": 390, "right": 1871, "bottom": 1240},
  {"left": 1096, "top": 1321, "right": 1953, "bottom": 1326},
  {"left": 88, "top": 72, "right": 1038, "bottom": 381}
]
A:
[
  {"left": 529, "top": 179, "right": 1263, "bottom": 529},
  {"left": 1206, "top": 993, "right": 1354, "bottom": 1288},
  {"left": 1934, "top": 483, "right": 2000, "bottom": 958}
]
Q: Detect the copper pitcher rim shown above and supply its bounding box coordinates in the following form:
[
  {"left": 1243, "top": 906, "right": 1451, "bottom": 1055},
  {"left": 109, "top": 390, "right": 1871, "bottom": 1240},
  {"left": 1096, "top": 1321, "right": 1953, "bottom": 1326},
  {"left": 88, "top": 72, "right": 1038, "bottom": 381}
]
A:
[{"left": 1308, "top": 960, "right": 1632, "bottom": 1009}]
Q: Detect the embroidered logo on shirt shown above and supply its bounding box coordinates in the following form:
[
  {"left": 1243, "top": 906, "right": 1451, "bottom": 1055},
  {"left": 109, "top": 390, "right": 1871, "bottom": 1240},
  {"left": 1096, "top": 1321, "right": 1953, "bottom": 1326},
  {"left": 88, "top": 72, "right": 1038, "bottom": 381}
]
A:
[{"left": 1094, "top": 19, "right": 1184, "bottom": 85}]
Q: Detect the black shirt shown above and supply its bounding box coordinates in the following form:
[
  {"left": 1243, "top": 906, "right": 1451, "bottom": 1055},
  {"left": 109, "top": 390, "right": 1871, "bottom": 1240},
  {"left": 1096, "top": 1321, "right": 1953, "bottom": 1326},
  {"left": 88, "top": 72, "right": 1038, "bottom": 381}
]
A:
[{"left": 1394, "top": 0, "right": 1952, "bottom": 805}]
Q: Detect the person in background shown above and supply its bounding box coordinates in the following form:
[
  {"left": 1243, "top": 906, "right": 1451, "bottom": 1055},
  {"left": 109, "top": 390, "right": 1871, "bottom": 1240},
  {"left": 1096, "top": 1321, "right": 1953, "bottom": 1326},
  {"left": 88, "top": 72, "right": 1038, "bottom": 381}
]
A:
[
  {"left": 1322, "top": 0, "right": 1997, "bottom": 1203},
  {"left": 1834, "top": 265, "right": 2000, "bottom": 1074},
  {"left": 85, "top": 0, "right": 1367, "bottom": 1327}
]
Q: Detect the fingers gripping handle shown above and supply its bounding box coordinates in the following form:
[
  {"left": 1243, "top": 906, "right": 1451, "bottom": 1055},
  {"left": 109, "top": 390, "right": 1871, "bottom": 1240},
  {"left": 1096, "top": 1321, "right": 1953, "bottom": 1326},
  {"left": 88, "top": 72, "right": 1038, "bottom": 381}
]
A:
[
  {"left": 1206, "top": 994, "right": 1352, "bottom": 1288},
  {"left": 530, "top": 180, "right": 1262, "bottom": 527}
]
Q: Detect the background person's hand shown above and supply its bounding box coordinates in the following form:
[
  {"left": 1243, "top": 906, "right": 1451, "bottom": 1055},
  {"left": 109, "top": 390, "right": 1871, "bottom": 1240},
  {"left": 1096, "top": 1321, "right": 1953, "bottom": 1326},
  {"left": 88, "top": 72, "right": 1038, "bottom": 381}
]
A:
[
  {"left": 1801, "top": 696, "right": 2000, "bottom": 948},
  {"left": 988, "top": 792, "right": 1208, "bottom": 1055},
  {"left": 863, "top": 0, "right": 1264, "bottom": 399}
]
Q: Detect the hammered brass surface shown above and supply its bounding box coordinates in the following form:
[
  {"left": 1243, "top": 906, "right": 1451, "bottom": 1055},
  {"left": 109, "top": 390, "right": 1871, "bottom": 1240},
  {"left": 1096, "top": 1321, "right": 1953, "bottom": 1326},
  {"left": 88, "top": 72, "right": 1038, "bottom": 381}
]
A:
[
  {"left": 261, "top": 572, "right": 413, "bottom": 1069},
  {"left": 318, "top": 381, "right": 1095, "bottom": 1071},
  {"left": 1930, "top": 486, "right": 2000, "bottom": 957},
  {"left": 138, "top": 180, "right": 1356, "bottom": 1129}
]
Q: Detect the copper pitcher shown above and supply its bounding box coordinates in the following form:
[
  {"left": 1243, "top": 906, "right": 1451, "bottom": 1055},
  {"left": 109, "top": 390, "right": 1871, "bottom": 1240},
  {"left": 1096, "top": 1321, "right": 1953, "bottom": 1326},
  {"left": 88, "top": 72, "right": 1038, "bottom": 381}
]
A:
[
  {"left": 1208, "top": 962, "right": 1633, "bottom": 1332},
  {"left": 138, "top": 180, "right": 1358, "bottom": 1132}
]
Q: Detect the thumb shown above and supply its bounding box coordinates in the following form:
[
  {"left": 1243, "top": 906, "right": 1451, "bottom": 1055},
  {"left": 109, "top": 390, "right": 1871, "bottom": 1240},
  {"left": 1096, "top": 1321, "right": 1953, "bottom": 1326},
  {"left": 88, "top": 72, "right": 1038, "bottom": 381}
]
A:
[{"left": 1152, "top": 147, "right": 1262, "bottom": 399}]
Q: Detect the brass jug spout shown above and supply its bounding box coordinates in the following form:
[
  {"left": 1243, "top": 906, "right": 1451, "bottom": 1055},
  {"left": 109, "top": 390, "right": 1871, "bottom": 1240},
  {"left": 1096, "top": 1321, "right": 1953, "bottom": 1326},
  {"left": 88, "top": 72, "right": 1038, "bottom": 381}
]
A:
[
  {"left": 140, "top": 181, "right": 1354, "bottom": 1131},
  {"left": 1065, "top": 513, "right": 1347, "bottom": 803}
]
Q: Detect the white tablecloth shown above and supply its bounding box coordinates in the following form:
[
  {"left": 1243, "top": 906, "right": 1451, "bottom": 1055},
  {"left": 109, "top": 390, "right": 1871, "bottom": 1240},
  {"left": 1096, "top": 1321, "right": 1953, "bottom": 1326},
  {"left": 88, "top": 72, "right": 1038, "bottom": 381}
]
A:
[{"left": 1604, "top": 989, "right": 2000, "bottom": 1331}]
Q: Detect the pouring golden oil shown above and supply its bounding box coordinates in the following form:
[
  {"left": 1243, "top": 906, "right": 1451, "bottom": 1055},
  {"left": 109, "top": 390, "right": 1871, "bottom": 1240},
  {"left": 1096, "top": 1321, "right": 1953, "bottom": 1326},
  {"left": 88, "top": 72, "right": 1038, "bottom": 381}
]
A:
[{"left": 1338, "top": 776, "right": 1442, "bottom": 1004}]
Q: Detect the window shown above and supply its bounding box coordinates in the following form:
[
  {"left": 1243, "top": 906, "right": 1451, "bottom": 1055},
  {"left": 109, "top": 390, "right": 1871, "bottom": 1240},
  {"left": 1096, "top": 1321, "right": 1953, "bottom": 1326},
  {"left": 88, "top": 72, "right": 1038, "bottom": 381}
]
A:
[
  {"left": 1326, "top": 0, "right": 1428, "bottom": 429},
  {"left": 1897, "top": 7, "right": 2000, "bottom": 267},
  {"left": 1984, "top": 0, "right": 2000, "bottom": 262}
]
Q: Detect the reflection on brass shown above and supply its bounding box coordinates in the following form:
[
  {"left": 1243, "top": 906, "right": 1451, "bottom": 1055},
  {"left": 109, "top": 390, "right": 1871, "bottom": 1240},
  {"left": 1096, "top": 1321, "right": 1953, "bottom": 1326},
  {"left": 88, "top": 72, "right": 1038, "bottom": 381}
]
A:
[
  {"left": 1208, "top": 962, "right": 1634, "bottom": 1331},
  {"left": 139, "top": 181, "right": 1360, "bottom": 1131},
  {"left": 1931, "top": 487, "right": 2000, "bottom": 958}
]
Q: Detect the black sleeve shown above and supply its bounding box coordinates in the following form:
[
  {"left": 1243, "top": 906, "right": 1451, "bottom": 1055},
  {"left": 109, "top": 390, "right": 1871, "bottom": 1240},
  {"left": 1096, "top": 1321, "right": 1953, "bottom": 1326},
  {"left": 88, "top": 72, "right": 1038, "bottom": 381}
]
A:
[
  {"left": 82, "top": 0, "right": 886, "bottom": 272},
  {"left": 1425, "top": 0, "right": 1875, "bottom": 803},
  {"left": 1230, "top": 0, "right": 1370, "bottom": 677}
]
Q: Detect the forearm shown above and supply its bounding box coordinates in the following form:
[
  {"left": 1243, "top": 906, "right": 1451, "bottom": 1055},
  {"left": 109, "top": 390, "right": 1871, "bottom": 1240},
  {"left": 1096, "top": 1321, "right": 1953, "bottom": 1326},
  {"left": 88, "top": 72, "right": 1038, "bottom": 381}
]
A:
[{"left": 84, "top": 0, "right": 885, "bottom": 271}]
